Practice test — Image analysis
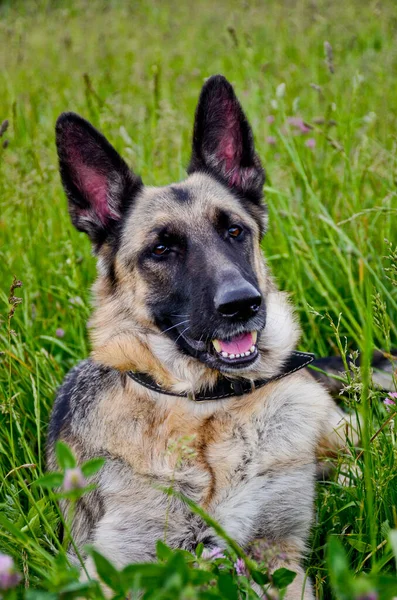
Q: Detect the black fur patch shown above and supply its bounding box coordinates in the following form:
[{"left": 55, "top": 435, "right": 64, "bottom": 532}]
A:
[
  {"left": 141, "top": 216, "right": 266, "bottom": 368},
  {"left": 48, "top": 366, "right": 74, "bottom": 443},
  {"left": 170, "top": 186, "right": 191, "bottom": 203},
  {"left": 48, "top": 360, "right": 118, "bottom": 443}
]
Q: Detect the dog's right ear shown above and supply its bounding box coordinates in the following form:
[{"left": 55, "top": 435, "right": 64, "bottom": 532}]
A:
[{"left": 56, "top": 113, "right": 142, "bottom": 247}]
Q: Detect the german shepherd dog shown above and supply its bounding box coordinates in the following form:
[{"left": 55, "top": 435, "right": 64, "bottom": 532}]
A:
[{"left": 48, "top": 76, "right": 371, "bottom": 598}]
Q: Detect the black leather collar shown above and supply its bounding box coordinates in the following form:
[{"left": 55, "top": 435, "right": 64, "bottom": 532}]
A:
[{"left": 127, "top": 351, "right": 315, "bottom": 402}]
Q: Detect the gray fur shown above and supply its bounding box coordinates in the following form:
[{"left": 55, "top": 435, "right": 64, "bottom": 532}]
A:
[
  {"left": 48, "top": 77, "right": 372, "bottom": 599},
  {"left": 48, "top": 358, "right": 342, "bottom": 599}
]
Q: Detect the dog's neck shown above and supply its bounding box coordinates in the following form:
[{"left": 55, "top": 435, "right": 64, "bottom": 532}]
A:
[{"left": 126, "top": 350, "right": 315, "bottom": 401}]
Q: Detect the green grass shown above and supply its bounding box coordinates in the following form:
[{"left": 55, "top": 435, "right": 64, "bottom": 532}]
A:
[{"left": 0, "top": 0, "right": 396, "bottom": 597}]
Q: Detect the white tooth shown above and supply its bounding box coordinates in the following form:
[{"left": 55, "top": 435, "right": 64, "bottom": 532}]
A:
[
  {"left": 212, "top": 339, "right": 221, "bottom": 352},
  {"left": 245, "top": 351, "right": 250, "bottom": 356},
  {"left": 252, "top": 331, "right": 258, "bottom": 343},
  {"left": 221, "top": 352, "right": 228, "bottom": 358},
  {"left": 229, "top": 354, "right": 235, "bottom": 359},
  {"left": 250, "top": 346, "right": 256, "bottom": 353},
  {"left": 235, "top": 353, "right": 240, "bottom": 358}
]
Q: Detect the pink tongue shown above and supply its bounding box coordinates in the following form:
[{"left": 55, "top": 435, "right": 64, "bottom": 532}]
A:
[{"left": 219, "top": 332, "right": 254, "bottom": 354}]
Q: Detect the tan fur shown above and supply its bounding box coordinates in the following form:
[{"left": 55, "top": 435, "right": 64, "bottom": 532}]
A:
[
  {"left": 49, "top": 172, "right": 354, "bottom": 600},
  {"left": 90, "top": 174, "right": 299, "bottom": 393}
]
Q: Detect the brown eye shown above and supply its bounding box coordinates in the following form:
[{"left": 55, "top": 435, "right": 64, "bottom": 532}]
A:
[
  {"left": 152, "top": 244, "right": 170, "bottom": 256},
  {"left": 228, "top": 225, "right": 243, "bottom": 238}
]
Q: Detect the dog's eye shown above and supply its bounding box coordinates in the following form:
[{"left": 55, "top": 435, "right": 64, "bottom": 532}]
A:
[
  {"left": 228, "top": 225, "right": 243, "bottom": 238},
  {"left": 152, "top": 244, "right": 170, "bottom": 257}
]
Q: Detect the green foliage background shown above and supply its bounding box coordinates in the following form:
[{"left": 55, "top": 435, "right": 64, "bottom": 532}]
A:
[{"left": 0, "top": 0, "right": 396, "bottom": 598}]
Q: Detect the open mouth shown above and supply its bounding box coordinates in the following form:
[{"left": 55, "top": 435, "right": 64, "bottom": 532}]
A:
[
  {"left": 211, "top": 331, "right": 258, "bottom": 365},
  {"left": 159, "top": 318, "right": 262, "bottom": 372}
]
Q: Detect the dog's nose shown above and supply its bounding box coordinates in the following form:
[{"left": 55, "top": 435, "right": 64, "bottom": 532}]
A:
[{"left": 214, "top": 281, "right": 262, "bottom": 320}]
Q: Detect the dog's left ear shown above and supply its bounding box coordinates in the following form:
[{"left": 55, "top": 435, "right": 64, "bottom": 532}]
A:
[{"left": 187, "top": 75, "right": 265, "bottom": 203}]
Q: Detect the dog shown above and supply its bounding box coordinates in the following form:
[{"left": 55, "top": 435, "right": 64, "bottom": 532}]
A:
[{"left": 48, "top": 75, "right": 380, "bottom": 599}]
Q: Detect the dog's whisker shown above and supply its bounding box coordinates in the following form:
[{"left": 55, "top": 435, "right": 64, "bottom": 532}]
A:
[
  {"left": 160, "top": 320, "right": 190, "bottom": 335},
  {"left": 175, "top": 326, "right": 190, "bottom": 343}
]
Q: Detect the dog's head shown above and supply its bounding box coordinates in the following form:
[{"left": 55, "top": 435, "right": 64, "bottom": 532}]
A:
[{"left": 56, "top": 75, "right": 299, "bottom": 391}]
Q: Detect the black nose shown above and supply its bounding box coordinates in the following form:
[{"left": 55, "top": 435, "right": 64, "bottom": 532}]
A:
[{"left": 214, "top": 280, "right": 262, "bottom": 320}]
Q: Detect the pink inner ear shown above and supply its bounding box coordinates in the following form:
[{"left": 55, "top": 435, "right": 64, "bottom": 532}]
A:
[
  {"left": 215, "top": 99, "right": 242, "bottom": 183},
  {"left": 63, "top": 129, "right": 115, "bottom": 225},
  {"left": 221, "top": 139, "right": 237, "bottom": 170},
  {"left": 228, "top": 169, "right": 243, "bottom": 187},
  {"left": 228, "top": 166, "right": 254, "bottom": 188},
  {"left": 76, "top": 164, "right": 110, "bottom": 224}
]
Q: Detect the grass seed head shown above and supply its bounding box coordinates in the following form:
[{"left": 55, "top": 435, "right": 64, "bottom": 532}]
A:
[
  {"left": 0, "top": 120, "right": 9, "bottom": 137},
  {"left": 324, "top": 40, "right": 334, "bottom": 73},
  {"left": 7, "top": 277, "right": 23, "bottom": 325}
]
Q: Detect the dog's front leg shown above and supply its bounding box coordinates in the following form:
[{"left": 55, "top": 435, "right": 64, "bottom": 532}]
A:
[
  {"left": 270, "top": 542, "right": 314, "bottom": 600},
  {"left": 257, "top": 556, "right": 313, "bottom": 599}
]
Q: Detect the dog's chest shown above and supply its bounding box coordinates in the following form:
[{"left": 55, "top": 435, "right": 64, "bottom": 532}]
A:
[{"left": 101, "top": 385, "right": 318, "bottom": 546}]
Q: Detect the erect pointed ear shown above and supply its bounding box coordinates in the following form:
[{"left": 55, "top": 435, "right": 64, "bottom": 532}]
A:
[
  {"left": 187, "top": 75, "right": 265, "bottom": 203},
  {"left": 55, "top": 113, "right": 142, "bottom": 247}
]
